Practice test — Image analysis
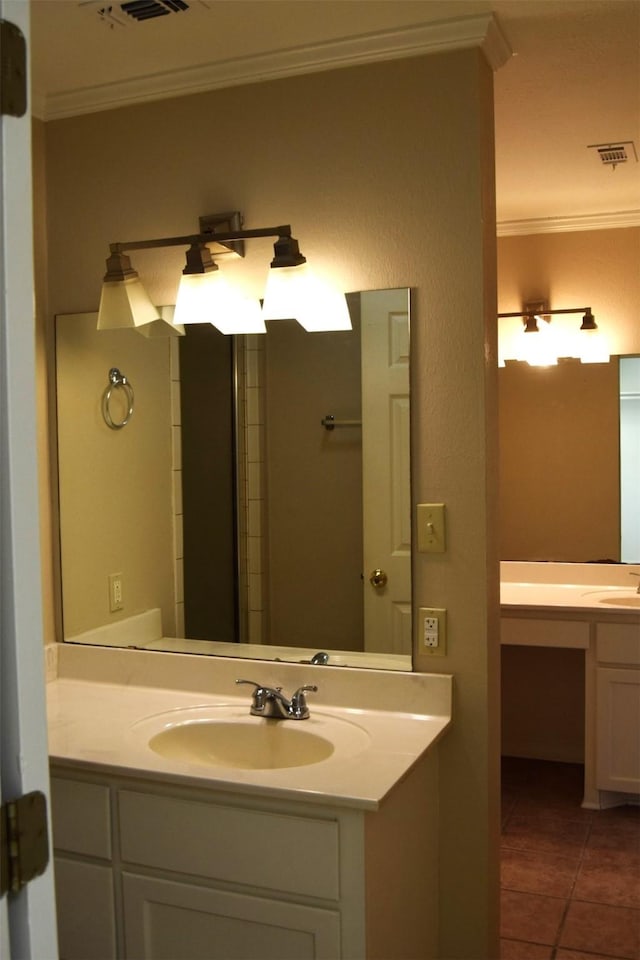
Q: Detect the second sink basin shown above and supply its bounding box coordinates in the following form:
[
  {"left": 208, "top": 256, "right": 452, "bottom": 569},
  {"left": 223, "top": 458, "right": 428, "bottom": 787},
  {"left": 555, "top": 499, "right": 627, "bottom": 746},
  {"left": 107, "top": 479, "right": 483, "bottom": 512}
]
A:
[
  {"left": 149, "top": 720, "right": 334, "bottom": 769},
  {"left": 597, "top": 594, "right": 640, "bottom": 608}
]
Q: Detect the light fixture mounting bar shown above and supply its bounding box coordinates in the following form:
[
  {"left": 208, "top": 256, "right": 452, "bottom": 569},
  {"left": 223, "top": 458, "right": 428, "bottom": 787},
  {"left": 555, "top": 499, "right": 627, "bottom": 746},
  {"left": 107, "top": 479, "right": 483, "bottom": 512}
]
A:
[
  {"left": 498, "top": 306, "right": 592, "bottom": 318},
  {"left": 110, "top": 223, "right": 294, "bottom": 257}
]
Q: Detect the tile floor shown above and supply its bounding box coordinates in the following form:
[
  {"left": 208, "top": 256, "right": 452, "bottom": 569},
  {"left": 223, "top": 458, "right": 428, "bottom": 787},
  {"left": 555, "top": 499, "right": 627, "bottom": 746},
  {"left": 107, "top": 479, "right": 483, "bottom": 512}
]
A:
[{"left": 501, "top": 757, "right": 640, "bottom": 960}]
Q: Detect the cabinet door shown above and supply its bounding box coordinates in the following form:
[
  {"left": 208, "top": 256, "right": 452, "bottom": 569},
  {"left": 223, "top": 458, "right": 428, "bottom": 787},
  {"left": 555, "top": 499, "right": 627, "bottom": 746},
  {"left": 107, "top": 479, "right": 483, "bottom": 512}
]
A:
[
  {"left": 596, "top": 667, "right": 640, "bottom": 793},
  {"left": 122, "top": 873, "right": 341, "bottom": 960},
  {"left": 55, "top": 857, "right": 117, "bottom": 960}
]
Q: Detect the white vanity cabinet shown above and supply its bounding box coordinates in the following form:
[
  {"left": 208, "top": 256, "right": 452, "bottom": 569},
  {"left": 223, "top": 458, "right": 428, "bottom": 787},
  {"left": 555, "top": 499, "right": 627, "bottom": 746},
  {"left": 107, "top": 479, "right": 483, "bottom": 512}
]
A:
[
  {"left": 50, "top": 753, "right": 438, "bottom": 960},
  {"left": 51, "top": 777, "right": 117, "bottom": 960},
  {"left": 595, "top": 622, "right": 640, "bottom": 795},
  {"left": 501, "top": 592, "right": 640, "bottom": 808}
]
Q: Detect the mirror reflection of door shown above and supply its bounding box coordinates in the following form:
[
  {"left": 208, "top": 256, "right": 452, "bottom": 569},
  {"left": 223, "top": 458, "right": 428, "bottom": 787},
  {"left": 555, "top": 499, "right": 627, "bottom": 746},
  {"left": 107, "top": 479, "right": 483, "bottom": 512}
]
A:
[{"left": 360, "top": 289, "right": 411, "bottom": 653}]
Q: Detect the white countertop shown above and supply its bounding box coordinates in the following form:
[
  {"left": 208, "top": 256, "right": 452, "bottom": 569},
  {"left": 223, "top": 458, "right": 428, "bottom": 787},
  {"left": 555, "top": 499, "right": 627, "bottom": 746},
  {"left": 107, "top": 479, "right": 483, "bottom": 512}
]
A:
[
  {"left": 501, "top": 581, "right": 640, "bottom": 614},
  {"left": 500, "top": 562, "right": 640, "bottom": 617},
  {"left": 47, "top": 646, "right": 452, "bottom": 811}
]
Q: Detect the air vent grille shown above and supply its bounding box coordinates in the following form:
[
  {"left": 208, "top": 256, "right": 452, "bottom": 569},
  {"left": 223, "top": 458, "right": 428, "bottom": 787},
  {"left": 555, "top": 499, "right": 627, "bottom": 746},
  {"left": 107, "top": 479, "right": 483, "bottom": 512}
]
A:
[
  {"left": 78, "top": 0, "right": 211, "bottom": 27},
  {"left": 121, "top": 0, "right": 189, "bottom": 20},
  {"left": 588, "top": 140, "right": 638, "bottom": 170}
]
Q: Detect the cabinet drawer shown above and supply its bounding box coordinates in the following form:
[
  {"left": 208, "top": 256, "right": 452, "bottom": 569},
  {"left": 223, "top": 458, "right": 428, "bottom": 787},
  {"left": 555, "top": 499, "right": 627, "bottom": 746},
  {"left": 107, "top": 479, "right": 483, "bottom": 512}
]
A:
[
  {"left": 501, "top": 618, "right": 589, "bottom": 649},
  {"left": 51, "top": 778, "right": 111, "bottom": 859},
  {"left": 119, "top": 790, "right": 340, "bottom": 901},
  {"left": 596, "top": 622, "right": 640, "bottom": 666}
]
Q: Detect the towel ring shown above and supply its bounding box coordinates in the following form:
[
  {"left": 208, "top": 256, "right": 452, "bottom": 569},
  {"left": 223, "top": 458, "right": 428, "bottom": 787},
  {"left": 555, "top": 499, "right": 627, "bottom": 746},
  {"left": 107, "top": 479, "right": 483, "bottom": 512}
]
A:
[{"left": 102, "top": 367, "right": 134, "bottom": 430}]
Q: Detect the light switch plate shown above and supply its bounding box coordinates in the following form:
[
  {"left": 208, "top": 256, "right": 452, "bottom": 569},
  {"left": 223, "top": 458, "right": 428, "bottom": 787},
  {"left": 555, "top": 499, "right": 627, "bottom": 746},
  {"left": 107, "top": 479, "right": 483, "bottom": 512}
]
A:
[{"left": 416, "top": 503, "right": 446, "bottom": 553}]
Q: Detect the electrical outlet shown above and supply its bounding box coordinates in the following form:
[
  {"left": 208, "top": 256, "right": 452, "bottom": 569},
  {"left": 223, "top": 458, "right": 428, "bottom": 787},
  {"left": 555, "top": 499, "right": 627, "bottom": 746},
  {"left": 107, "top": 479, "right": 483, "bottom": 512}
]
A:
[
  {"left": 109, "top": 573, "right": 123, "bottom": 612},
  {"left": 418, "top": 607, "right": 447, "bottom": 656},
  {"left": 416, "top": 503, "right": 446, "bottom": 553}
]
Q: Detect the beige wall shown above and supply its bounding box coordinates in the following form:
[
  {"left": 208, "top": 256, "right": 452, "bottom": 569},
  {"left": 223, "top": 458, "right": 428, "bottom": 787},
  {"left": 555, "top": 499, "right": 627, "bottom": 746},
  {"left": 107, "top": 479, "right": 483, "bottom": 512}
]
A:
[
  {"left": 42, "top": 50, "right": 499, "bottom": 957},
  {"left": 498, "top": 227, "right": 640, "bottom": 357},
  {"left": 497, "top": 227, "right": 640, "bottom": 563},
  {"left": 499, "top": 358, "right": 620, "bottom": 561},
  {"left": 55, "top": 314, "right": 175, "bottom": 638}
]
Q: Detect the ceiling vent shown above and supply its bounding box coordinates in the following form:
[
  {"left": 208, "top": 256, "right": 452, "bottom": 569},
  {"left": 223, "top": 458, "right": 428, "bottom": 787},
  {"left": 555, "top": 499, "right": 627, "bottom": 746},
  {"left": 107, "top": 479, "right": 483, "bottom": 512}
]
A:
[
  {"left": 121, "top": 0, "right": 189, "bottom": 20},
  {"left": 588, "top": 141, "right": 638, "bottom": 171},
  {"left": 78, "top": 0, "right": 210, "bottom": 27}
]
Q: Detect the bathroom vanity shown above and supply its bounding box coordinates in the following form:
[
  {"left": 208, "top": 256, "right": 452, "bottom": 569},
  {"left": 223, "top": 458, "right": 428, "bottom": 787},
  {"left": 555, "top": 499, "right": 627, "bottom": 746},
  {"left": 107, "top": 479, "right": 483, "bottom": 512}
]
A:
[
  {"left": 47, "top": 646, "right": 452, "bottom": 960},
  {"left": 501, "top": 562, "right": 640, "bottom": 808}
]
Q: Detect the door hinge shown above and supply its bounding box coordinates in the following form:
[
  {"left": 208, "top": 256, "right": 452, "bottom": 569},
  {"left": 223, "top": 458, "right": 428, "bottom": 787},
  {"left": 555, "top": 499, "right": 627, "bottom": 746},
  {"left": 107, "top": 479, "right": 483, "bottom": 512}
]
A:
[
  {"left": 0, "top": 791, "right": 50, "bottom": 897},
  {"left": 0, "top": 19, "right": 27, "bottom": 117}
]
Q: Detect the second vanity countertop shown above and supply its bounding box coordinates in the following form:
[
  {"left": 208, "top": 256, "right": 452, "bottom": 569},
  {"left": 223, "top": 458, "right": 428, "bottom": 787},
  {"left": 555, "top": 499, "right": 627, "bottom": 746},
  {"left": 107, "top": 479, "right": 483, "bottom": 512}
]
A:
[
  {"left": 47, "top": 645, "right": 452, "bottom": 812},
  {"left": 500, "top": 562, "right": 640, "bottom": 618}
]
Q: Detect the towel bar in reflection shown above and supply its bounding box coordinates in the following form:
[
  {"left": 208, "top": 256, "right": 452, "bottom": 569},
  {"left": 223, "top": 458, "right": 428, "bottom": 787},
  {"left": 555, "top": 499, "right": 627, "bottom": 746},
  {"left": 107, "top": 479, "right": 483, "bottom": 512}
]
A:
[{"left": 321, "top": 414, "right": 362, "bottom": 431}]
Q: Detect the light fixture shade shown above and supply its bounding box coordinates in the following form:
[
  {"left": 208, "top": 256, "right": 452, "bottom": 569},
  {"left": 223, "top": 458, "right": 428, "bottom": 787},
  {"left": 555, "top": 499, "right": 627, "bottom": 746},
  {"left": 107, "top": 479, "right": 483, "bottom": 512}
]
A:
[
  {"left": 579, "top": 327, "right": 610, "bottom": 364},
  {"left": 212, "top": 296, "right": 266, "bottom": 336},
  {"left": 514, "top": 316, "right": 558, "bottom": 367},
  {"left": 97, "top": 276, "right": 161, "bottom": 330},
  {"left": 262, "top": 263, "right": 351, "bottom": 332},
  {"left": 137, "top": 305, "right": 185, "bottom": 339},
  {"left": 174, "top": 271, "right": 223, "bottom": 325},
  {"left": 174, "top": 271, "right": 266, "bottom": 334}
]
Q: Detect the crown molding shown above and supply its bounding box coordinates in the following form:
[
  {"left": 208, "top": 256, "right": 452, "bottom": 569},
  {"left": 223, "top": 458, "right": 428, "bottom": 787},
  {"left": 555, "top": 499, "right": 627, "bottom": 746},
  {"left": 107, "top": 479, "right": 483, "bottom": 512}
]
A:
[
  {"left": 36, "top": 13, "right": 512, "bottom": 122},
  {"left": 497, "top": 209, "right": 640, "bottom": 236}
]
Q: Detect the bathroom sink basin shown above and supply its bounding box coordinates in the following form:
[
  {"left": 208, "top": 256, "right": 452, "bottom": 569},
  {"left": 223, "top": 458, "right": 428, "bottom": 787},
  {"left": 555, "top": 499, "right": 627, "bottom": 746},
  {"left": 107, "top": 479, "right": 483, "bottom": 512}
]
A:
[
  {"left": 132, "top": 703, "right": 372, "bottom": 771},
  {"left": 149, "top": 720, "right": 335, "bottom": 769}
]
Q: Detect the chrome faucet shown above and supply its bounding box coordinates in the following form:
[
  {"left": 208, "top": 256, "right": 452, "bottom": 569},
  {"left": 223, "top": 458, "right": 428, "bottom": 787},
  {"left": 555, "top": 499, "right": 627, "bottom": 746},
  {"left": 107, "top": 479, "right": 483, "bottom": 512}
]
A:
[
  {"left": 236, "top": 679, "right": 318, "bottom": 720},
  {"left": 629, "top": 572, "right": 640, "bottom": 594},
  {"left": 311, "top": 651, "right": 330, "bottom": 665}
]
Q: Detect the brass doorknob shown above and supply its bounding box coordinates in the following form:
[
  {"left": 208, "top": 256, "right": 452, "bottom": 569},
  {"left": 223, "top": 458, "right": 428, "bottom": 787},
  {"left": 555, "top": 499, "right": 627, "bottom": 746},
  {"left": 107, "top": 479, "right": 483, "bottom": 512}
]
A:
[{"left": 369, "top": 568, "right": 388, "bottom": 588}]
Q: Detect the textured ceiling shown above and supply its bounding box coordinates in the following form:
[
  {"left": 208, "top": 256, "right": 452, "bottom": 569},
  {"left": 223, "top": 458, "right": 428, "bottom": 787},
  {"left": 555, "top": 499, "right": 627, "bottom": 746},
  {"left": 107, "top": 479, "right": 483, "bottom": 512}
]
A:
[{"left": 30, "top": 0, "right": 640, "bottom": 227}]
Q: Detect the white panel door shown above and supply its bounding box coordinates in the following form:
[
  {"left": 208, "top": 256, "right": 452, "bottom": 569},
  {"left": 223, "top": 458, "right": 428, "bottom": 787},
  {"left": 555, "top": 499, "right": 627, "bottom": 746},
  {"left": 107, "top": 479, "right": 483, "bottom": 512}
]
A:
[
  {"left": 361, "top": 289, "right": 411, "bottom": 654},
  {"left": 596, "top": 667, "right": 640, "bottom": 793},
  {"left": 0, "top": 2, "right": 58, "bottom": 954}
]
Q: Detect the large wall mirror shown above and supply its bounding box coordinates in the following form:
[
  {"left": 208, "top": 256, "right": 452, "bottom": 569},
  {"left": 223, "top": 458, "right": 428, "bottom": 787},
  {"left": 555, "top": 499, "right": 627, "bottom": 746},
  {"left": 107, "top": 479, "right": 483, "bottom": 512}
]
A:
[
  {"left": 499, "top": 354, "right": 640, "bottom": 564},
  {"left": 55, "top": 288, "right": 412, "bottom": 670}
]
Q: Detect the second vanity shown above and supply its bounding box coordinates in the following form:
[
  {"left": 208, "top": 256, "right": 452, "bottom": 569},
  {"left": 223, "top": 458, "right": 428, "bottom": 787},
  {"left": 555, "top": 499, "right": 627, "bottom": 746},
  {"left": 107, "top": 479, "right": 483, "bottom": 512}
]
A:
[
  {"left": 47, "top": 644, "right": 452, "bottom": 960},
  {"left": 501, "top": 561, "right": 640, "bottom": 809}
]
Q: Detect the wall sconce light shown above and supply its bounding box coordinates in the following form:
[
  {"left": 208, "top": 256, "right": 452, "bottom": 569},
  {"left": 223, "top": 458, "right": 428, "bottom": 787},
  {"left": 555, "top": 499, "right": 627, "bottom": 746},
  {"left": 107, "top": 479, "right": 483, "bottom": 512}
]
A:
[
  {"left": 498, "top": 303, "right": 609, "bottom": 366},
  {"left": 97, "top": 211, "right": 351, "bottom": 336}
]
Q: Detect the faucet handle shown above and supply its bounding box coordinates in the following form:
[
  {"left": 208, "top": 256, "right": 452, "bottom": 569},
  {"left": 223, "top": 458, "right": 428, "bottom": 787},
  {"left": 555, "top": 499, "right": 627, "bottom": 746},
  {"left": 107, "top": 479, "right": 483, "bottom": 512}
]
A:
[
  {"left": 235, "top": 678, "right": 265, "bottom": 708},
  {"left": 290, "top": 684, "right": 318, "bottom": 720}
]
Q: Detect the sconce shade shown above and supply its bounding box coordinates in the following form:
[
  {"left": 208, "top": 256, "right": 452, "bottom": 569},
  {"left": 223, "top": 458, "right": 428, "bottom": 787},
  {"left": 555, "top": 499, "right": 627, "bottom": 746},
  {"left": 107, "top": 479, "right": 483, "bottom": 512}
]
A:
[
  {"left": 137, "top": 306, "right": 185, "bottom": 339},
  {"left": 174, "top": 270, "right": 221, "bottom": 325},
  {"left": 262, "top": 263, "right": 351, "bottom": 332},
  {"left": 174, "top": 270, "right": 266, "bottom": 334},
  {"left": 514, "top": 315, "right": 558, "bottom": 367},
  {"left": 212, "top": 295, "right": 266, "bottom": 336},
  {"left": 97, "top": 276, "right": 161, "bottom": 331},
  {"left": 579, "top": 312, "right": 609, "bottom": 363}
]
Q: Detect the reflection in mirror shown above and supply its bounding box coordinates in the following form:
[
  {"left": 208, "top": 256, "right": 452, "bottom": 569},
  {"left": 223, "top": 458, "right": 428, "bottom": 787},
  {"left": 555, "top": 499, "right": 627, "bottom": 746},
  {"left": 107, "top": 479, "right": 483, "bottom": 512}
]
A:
[
  {"left": 55, "top": 288, "right": 411, "bottom": 670},
  {"left": 499, "top": 355, "right": 639, "bottom": 564}
]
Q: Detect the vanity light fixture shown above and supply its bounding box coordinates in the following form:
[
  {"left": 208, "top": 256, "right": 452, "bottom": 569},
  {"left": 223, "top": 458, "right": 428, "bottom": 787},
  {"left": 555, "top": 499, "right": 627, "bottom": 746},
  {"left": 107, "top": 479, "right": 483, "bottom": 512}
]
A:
[
  {"left": 498, "top": 305, "right": 609, "bottom": 366},
  {"left": 97, "top": 211, "right": 351, "bottom": 336}
]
